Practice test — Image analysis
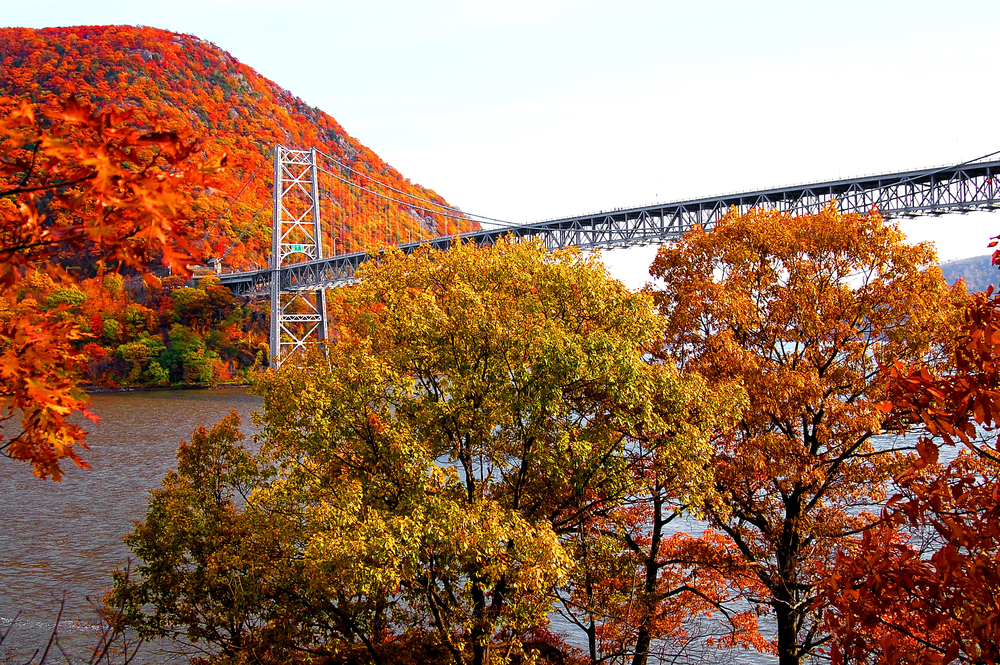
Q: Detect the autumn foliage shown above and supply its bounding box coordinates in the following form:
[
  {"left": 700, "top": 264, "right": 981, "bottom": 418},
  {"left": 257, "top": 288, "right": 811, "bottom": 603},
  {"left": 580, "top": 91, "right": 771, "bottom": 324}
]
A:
[
  {"left": 7, "top": 24, "right": 1000, "bottom": 660},
  {"left": 0, "top": 25, "right": 468, "bottom": 271},
  {"left": 0, "top": 25, "right": 475, "bottom": 480},
  {"left": 0, "top": 94, "right": 222, "bottom": 479},
  {"left": 111, "top": 239, "right": 752, "bottom": 665},
  {"left": 820, "top": 279, "right": 1000, "bottom": 664},
  {"left": 822, "top": 453, "right": 1000, "bottom": 665},
  {"left": 108, "top": 207, "right": 1000, "bottom": 665},
  {"left": 648, "top": 204, "right": 960, "bottom": 665}
]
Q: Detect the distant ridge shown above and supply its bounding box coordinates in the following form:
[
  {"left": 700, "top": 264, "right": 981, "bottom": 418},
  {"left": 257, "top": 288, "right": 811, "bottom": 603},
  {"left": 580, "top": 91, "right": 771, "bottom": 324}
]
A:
[
  {"left": 940, "top": 254, "right": 997, "bottom": 293},
  {"left": 0, "top": 25, "right": 467, "bottom": 270}
]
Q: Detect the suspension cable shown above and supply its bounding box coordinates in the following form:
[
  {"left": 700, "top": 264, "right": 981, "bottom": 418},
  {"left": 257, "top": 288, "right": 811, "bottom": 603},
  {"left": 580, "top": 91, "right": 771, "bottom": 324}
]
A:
[
  {"left": 219, "top": 199, "right": 271, "bottom": 262},
  {"left": 315, "top": 164, "right": 519, "bottom": 230},
  {"left": 314, "top": 148, "right": 516, "bottom": 228},
  {"left": 198, "top": 148, "right": 273, "bottom": 249}
]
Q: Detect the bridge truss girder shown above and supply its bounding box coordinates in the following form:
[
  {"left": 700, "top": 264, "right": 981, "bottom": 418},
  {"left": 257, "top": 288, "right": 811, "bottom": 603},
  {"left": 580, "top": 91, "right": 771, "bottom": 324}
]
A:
[{"left": 221, "top": 156, "right": 1000, "bottom": 297}]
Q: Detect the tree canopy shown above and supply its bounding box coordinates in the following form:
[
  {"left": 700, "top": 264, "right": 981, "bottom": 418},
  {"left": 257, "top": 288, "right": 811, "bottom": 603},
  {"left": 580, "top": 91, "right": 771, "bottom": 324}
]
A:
[
  {"left": 113, "top": 238, "right": 739, "bottom": 664},
  {"left": 821, "top": 284, "right": 1000, "bottom": 664},
  {"left": 108, "top": 206, "right": 1000, "bottom": 665},
  {"left": 649, "top": 204, "right": 961, "bottom": 665}
]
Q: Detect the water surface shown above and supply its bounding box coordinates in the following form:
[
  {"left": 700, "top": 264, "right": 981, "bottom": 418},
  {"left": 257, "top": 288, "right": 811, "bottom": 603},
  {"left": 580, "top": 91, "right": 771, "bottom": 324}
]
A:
[{"left": 0, "top": 388, "right": 261, "bottom": 662}]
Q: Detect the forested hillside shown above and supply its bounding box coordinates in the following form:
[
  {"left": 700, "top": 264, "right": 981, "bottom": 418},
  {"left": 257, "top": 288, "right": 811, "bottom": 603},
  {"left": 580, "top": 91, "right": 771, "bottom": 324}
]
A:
[
  {"left": 0, "top": 25, "right": 466, "bottom": 388},
  {"left": 940, "top": 254, "right": 996, "bottom": 293},
  {"left": 0, "top": 25, "right": 460, "bottom": 270}
]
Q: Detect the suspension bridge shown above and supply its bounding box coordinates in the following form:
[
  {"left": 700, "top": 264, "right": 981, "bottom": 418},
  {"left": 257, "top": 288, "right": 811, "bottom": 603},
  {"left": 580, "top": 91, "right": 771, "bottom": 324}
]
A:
[{"left": 212, "top": 145, "right": 1000, "bottom": 364}]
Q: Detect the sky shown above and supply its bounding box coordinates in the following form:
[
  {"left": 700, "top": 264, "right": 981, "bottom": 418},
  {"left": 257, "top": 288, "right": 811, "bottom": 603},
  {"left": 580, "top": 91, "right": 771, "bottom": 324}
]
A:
[{"left": 3, "top": 0, "right": 1000, "bottom": 287}]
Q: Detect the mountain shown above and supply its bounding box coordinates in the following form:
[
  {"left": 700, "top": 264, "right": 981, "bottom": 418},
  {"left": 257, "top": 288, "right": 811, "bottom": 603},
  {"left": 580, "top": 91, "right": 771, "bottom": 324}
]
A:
[
  {"left": 940, "top": 254, "right": 997, "bottom": 293},
  {"left": 0, "top": 25, "right": 468, "bottom": 270},
  {"left": 0, "top": 25, "right": 477, "bottom": 388}
]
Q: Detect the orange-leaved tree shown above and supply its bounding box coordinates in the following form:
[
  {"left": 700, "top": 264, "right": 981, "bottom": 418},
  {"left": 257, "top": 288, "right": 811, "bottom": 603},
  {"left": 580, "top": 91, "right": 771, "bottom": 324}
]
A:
[
  {"left": 649, "top": 204, "right": 960, "bottom": 665},
  {"left": 0, "top": 96, "right": 223, "bottom": 479},
  {"left": 562, "top": 507, "right": 769, "bottom": 665},
  {"left": 821, "top": 282, "right": 1000, "bottom": 665}
]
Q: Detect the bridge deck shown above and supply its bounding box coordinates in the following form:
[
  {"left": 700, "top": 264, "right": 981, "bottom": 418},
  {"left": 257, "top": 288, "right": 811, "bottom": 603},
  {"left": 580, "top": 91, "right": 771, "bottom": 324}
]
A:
[{"left": 219, "top": 158, "right": 1000, "bottom": 295}]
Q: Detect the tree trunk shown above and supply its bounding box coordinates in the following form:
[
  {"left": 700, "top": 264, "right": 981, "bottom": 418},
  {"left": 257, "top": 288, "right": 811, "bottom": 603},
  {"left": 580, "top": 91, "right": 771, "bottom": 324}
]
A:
[
  {"left": 775, "top": 599, "right": 800, "bottom": 665},
  {"left": 586, "top": 619, "right": 598, "bottom": 665},
  {"left": 631, "top": 626, "right": 653, "bottom": 665},
  {"left": 630, "top": 489, "right": 665, "bottom": 665},
  {"left": 471, "top": 579, "right": 489, "bottom": 665}
]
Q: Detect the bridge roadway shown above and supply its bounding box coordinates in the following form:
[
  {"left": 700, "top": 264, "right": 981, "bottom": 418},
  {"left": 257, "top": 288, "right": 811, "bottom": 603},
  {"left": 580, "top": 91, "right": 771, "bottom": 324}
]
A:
[{"left": 218, "top": 158, "right": 1000, "bottom": 296}]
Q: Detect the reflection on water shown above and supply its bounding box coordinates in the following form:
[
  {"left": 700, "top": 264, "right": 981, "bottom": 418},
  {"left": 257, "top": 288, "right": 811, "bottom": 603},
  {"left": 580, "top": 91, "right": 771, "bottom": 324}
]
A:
[{"left": 0, "top": 388, "right": 261, "bottom": 663}]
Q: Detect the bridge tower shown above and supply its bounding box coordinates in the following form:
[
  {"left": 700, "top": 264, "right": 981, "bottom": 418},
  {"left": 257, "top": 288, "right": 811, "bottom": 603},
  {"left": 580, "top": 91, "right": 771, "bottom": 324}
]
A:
[{"left": 269, "top": 146, "right": 328, "bottom": 366}]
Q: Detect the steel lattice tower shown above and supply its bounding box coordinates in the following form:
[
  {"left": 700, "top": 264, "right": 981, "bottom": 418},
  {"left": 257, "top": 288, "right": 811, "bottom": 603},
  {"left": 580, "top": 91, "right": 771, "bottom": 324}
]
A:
[{"left": 269, "top": 146, "right": 328, "bottom": 366}]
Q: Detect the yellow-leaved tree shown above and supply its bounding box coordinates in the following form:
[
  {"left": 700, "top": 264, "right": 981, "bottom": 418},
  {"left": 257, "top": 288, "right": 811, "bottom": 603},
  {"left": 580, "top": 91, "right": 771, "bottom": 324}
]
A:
[{"left": 111, "top": 238, "right": 739, "bottom": 665}]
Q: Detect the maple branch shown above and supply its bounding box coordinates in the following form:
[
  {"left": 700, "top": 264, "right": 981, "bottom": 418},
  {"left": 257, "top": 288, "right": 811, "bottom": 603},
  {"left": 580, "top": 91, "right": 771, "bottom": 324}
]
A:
[
  {"left": 0, "top": 429, "right": 27, "bottom": 455},
  {"left": 963, "top": 439, "right": 1000, "bottom": 464},
  {"left": 423, "top": 579, "right": 464, "bottom": 665},
  {"left": 868, "top": 614, "right": 947, "bottom": 657},
  {"left": 38, "top": 594, "right": 66, "bottom": 665},
  {"left": 324, "top": 602, "right": 383, "bottom": 665},
  {"left": 0, "top": 171, "right": 97, "bottom": 197},
  {"left": 0, "top": 611, "right": 19, "bottom": 649},
  {"left": 0, "top": 231, "right": 89, "bottom": 257},
  {"left": 833, "top": 511, "right": 895, "bottom": 538},
  {"left": 797, "top": 618, "right": 830, "bottom": 656},
  {"left": 16, "top": 142, "right": 41, "bottom": 188}
]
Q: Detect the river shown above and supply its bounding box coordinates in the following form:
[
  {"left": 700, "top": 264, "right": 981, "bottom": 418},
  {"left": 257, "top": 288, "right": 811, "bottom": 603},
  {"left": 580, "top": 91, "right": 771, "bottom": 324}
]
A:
[{"left": 0, "top": 389, "right": 262, "bottom": 663}]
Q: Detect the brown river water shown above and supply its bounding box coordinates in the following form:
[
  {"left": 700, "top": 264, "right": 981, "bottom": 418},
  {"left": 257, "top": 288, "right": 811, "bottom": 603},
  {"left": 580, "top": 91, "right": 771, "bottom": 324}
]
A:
[{"left": 0, "top": 389, "right": 262, "bottom": 663}]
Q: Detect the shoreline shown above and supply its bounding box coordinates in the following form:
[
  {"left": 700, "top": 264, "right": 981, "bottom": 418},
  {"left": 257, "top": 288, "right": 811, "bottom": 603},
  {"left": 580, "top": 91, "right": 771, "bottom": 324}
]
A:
[{"left": 83, "top": 382, "right": 250, "bottom": 394}]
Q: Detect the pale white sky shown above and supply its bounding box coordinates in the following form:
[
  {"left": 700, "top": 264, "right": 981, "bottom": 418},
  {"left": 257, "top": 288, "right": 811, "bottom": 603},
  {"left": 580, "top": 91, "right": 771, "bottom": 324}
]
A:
[{"left": 3, "top": 0, "right": 1000, "bottom": 287}]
